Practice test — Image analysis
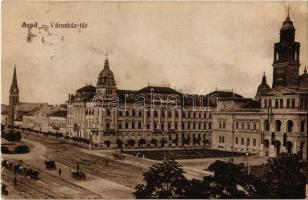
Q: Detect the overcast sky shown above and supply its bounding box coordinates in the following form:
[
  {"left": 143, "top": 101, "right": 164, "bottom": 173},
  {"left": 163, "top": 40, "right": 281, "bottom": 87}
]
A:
[{"left": 2, "top": 1, "right": 308, "bottom": 105}]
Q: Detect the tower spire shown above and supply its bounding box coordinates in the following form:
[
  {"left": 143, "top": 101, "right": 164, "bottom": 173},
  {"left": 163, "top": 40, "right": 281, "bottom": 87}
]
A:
[
  {"left": 10, "top": 64, "right": 19, "bottom": 93},
  {"left": 261, "top": 72, "right": 267, "bottom": 84},
  {"left": 287, "top": 6, "right": 290, "bottom": 20},
  {"left": 104, "top": 53, "right": 110, "bottom": 70}
]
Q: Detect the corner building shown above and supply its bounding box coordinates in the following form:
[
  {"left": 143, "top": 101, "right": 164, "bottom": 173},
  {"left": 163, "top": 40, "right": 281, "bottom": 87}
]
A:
[{"left": 211, "top": 12, "right": 308, "bottom": 158}]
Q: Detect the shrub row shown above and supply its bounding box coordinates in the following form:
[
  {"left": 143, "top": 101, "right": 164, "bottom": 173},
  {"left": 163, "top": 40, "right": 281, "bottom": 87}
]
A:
[
  {"left": 68, "top": 136, "right": 90, "bottom": 144},
  {"left": 1, "top": 130, "right": 21, "bottom": 142},
  {"left": 1, "top": 145, "right": 30, "bottom": 154}
]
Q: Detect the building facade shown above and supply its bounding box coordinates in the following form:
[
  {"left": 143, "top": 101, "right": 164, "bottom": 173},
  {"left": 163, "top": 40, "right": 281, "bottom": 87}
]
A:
[
  {"left": 22, "top": 104, "right": 67, "bottom": 134},
  {"left": 211, "top": 12, "right": 308, "bottom": 158},
  {"left": 67, "top": 59, "right": 218, "bottom": 148}
]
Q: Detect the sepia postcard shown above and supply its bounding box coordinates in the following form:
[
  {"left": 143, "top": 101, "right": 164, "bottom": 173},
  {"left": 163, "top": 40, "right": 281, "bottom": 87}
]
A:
[{"left": 1, "top": 1, "right": 308, "bottom": 199}]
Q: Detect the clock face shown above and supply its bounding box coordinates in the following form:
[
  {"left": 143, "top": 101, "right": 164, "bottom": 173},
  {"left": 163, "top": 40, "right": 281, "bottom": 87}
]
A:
[{"left": 14, "top": 89, "right": 17, "bottom": 92}]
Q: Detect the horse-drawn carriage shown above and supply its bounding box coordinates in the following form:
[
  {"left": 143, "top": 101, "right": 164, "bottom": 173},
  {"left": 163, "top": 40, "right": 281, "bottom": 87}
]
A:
[
  {"left": 70, "top": 169, "right": 86, "bottom": 180},
  {"left": 45, "top": 160, "right": 56, "bottom": 170},
  {"left": 24, "top": 168, "right": 39, "bottom": 180},
  {"left": 14, "top": 164, "right": 39, "bottom": 180},
  {"left": 2, "top": 159, "right": 39, "bottom": 180}
]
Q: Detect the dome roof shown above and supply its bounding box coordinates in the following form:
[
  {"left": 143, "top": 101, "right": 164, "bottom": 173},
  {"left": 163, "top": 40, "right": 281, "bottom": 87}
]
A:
[
  {"left": 97, "top": 58, "right": 116, "bottom": 87},
  {"left": 280, "top": 11, "right": 295, "bottom": 31}
]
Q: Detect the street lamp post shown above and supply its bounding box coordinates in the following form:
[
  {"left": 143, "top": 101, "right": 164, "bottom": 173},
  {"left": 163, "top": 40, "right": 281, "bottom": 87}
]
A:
[
  {"left": 246, "top": 143, "right": 250, "bottom": 175},
  {"left": 163, "top": 130, "right": 166, "bottom": 161}
]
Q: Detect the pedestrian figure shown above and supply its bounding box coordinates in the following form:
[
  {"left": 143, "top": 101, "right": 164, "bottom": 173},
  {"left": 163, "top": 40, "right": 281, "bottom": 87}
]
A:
[
  {"left": 58, "top": 168, "right": 62, "bottom": 176},
  {"left": 77, "top": 164, "right": 79, "bottom": 172},
  {"left": 13, "top": 177, "right": 17, "bottom": 187},
  {"left": 105, "top": 160, "right": 109, "bottom": 166}
]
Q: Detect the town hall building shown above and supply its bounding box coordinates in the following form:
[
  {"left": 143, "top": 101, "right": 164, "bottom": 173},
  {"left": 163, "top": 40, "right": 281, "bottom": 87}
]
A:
[{"left": 211, "top": 11, "right": 308, "bottom": 158}]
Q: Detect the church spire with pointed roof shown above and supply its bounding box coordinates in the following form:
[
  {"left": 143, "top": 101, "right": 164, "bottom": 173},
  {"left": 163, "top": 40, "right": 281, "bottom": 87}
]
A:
[
  {"left": 8, "top": 65, "right": 20, "bottom": 125},
  {"left": 10, "top": 65, "right": 19, "bottom": 93}
]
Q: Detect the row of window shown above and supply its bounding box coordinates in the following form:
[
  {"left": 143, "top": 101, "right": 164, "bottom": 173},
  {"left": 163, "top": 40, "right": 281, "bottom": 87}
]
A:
[
  {"left": 235, "top": 137, "right": 257, "bottom": 146},
  {"left": 111, "top": 121, "right": 212, "bottom": 130},
  {"left": 235, "top": 121, "right": 258, "bottom": 130},
  {"left": 263, "top": 98, "right": 296, "bottom": 108},
  {"left": 73, "top": 106, "right": 213, "bottom": 119},
  {"left": 264, "top": 119, "right": 305, "bottom": 133},
  {"left": 117, "top": 110, "right": 212, "bottom": 119},
  {"left": 218, "top": 136, "right": 258, "bottom": 147},
  {"left": 218, "top": 121, "right": 258, "bottom": 131},
  {"left": 114, "top": 133, "right": 207, "bottom": 141}
]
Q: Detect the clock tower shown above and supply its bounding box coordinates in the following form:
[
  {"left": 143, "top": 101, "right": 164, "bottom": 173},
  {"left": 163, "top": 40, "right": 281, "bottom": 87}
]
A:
[
  {"left": 8, "top": 65, "right": 19, "bottom": 126},
  {"left": 272, "top": 9, "right": 300, "bottom": 89}
]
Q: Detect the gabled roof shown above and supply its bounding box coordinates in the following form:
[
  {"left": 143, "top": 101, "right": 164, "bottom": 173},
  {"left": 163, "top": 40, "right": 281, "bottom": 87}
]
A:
[{"left": 262, "top": 86, "right": 306, "bottom": 96}]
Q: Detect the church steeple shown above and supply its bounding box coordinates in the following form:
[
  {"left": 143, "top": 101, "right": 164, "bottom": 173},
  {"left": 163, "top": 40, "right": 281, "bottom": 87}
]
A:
[
  {"left": 10, "top": 65, "right": 19, "bottom": 93},
  {"left": 8, "top": 65, "right": 20, "bottom": 126}
]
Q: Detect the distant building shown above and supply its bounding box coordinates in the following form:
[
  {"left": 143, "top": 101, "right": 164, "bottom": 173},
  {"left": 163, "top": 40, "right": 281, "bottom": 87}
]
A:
[
  {"left": 3, "top": 65, "right": 49, "bottom": 127},
  {"left": 1, "top": 104, "right": 10, "bottom": 125},
  {"left": 22, "top": 104, "right": 67, "bottom": 134}
]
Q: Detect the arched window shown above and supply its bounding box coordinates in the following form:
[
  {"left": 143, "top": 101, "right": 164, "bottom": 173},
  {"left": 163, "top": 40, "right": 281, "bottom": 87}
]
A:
[
  {"left": 235, "top": 137, "right": 238, "bottom": 144},
  {"left": 287, "top": 120, "right": 294, "bottom": 132},
  {"left": 275, "top": 120, "right": 281, "bottom": 132},
  {"left": 264, "top": 120, "right": 270, "bottom": 131}
]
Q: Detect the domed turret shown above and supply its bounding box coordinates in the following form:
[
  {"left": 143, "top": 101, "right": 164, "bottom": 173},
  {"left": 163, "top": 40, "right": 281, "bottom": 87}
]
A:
[
  {"left": 255, "top": 73, "right": 271, "bottom": 101},
  {"left": 300, "top": 65, "right": 308, "bottom": 89},
  {"left": 96, "top": 55, "right": 117, "bottom": 96}
]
